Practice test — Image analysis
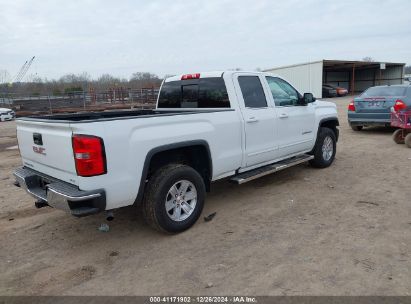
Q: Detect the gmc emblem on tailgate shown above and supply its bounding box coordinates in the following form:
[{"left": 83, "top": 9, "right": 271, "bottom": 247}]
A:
[
  {"left": 33, "top": 146, "right": 46, "bottom": 155},
  {"left": 33, "top": 133, "right": 43, "bottom": 145}
]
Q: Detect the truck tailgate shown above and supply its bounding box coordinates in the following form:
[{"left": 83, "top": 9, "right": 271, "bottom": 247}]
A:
[{"left": 16, "top": 120, "right": 78, "bottom": 185}]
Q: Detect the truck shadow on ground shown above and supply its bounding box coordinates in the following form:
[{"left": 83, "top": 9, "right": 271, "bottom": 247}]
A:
[{"left": 35, "top": 163, "right": 310, "bottom": 242}]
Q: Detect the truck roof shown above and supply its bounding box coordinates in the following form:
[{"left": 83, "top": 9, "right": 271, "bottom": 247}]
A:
[
  {"left": 165, "top": 71, "right": 225, "bottom": 82},
  {"left": 164, "top": 70, "right": 284, "bottom": 82}
]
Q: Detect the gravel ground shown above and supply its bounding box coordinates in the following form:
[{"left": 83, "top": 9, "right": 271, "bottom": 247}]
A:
[{"left": 0, "top": 96, "right": 410, "bottom": 295}]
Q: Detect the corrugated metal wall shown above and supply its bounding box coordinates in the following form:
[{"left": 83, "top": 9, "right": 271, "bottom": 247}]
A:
[
  {"left": 381, "top": 66, "right": 404, "bottom": 84},
  {"left": 324, "top": 71, "right": 350, "bottom": 89},
  {"left": 354, "top": 66, "right": 403, "bottom": 92},
  {"left": 354, "top": 69, "right": 375, "bottom": 92},
  {"left": 266, "top": 61, "right": 323, "bottom": 98}
]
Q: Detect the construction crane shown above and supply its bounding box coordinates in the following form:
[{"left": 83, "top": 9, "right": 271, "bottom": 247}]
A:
[{"left": 12, "top": 56, "right": 35, "bottom": 83}]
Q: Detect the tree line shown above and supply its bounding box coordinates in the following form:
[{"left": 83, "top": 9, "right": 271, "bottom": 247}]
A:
[{"left": 0, "top": 72, "right": 164, "bottom": 96}]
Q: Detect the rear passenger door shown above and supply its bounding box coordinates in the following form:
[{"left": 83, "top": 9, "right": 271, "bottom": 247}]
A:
[{"left": 234, "top": 74, "right": 278, "bottom": 167}]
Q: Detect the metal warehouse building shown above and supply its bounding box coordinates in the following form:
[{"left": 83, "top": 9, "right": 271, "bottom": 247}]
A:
[{"left": 264, "top": 60, "right": 405, "bottom": 98}]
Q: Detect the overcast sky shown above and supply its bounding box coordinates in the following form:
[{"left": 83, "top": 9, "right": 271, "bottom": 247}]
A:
[{"left": 1, "top": 0, "right": 410, "bottom": 80}]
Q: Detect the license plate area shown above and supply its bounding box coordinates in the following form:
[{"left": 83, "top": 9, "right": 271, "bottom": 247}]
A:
[{"left": 368, "top": 101, "right": 383, "bottom": 107}]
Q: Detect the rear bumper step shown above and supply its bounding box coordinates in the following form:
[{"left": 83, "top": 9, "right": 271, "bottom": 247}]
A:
[
  {"left": 230, "top": 154, "right": 314, "bottom": 184},
  {"left": 13, "top": 167, "right": 106, "bottom": 217}
]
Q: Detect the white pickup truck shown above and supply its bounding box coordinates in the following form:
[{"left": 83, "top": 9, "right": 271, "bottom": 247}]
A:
[{"left": 13, "top": 71, "right": 339, "bottom": 233}]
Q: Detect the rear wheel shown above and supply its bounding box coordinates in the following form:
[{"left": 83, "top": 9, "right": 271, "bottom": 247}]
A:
[
  {"left": 350, "top": 124, "right": 363, "bottom": 131},
  {"left": 309, "top": 127, "right": 337, "bottom": 168},
  {"left": 142, "top": 164, "right": 205, "bottom": 233},
  {"left": 392, "top": 129, "right": 405, "bottom": 144},
  {"left": 405, "top": 133, "right": 411, "bottom": 148}
]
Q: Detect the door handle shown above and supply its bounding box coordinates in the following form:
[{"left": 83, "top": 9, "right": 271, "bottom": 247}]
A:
[
  {"left": 246, "top": 117, "right": 259, "bottom": 123},
  {"left": 279, "top": 113, "right": 289, "bottom": 119}
]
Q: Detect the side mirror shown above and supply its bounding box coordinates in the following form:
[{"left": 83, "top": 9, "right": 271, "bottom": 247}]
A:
[{"left": 302, "top": 93, "right": 316, "bottom": 104}]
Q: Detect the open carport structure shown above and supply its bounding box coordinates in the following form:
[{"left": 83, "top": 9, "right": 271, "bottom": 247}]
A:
[{"left": 264, "top": 60, "right": 405, "bottom": 98}]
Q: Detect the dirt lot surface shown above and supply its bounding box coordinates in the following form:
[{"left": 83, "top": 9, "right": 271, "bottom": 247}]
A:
[{"left": 0, "top": 96, "right": 410, "bottom": 296}]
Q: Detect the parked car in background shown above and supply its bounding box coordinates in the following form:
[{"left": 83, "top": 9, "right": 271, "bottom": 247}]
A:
[
  {"left": 0, "top": 108, "right": 15, "bottom": 122},
  {"left": 348, "top": 85, "right": 411, "bottom": 131},
  {"left": 322, "top": 85, "right": 337, "bottom": 97},
  {"left": 323, "top": 84, "right": 348, "bottom": 96}
]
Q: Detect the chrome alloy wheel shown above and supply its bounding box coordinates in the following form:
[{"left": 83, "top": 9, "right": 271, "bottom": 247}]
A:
[
  {"left": 165, "top": 180, "right": 197, "bottom": 222},
  {"left": 322, "top": 136, "right": 334, "bottom": 161}
]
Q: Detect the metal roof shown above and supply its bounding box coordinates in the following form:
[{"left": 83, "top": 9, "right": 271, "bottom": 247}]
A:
[{"left": 264, "top": 60, "right": 405, "bottom": 72}]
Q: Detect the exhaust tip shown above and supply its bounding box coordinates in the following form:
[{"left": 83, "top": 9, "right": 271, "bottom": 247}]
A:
[{"left": 106, "top": 211, "right": 114, "bottom": 221}]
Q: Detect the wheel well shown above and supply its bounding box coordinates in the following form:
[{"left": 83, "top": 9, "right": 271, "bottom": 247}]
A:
[
  {"left": 147, "top": 145, "right": 212, "bottom": 191},
  {"left": 320, "top": 119, "right": 339, "bottom": 141}
]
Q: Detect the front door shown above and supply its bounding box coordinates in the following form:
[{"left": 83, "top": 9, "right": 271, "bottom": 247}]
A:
[{"left": 264, "top": 76, "right": 315, "bottom": 157}]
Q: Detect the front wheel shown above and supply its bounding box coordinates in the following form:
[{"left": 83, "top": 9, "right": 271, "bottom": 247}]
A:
[
  {"left": 142, "top": 164, "right": 206, "bottom": 233},
  {"left": 309, "top": 127, "right": 337, "bottom": 168}
]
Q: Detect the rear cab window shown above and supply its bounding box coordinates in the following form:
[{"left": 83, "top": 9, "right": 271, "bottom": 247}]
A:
[{"left": 158, "top": 77, "right": 230, "bottom": 108}]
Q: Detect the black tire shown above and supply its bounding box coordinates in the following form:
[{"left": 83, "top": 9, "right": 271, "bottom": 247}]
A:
[
  {"left": 350, "top": 124, "right": 363, "bottom": 131},
  {"left": 309, "top": 127, "right": 337, "bottom": 168},
  {"left": 392, "top": 129, "right": 405, "bottom": 144},
  {"left": 142, "top": 164, "right": 206, "bottom": 233},
  {"left": 405, "top": 133, "right": 411, "bottom": 148}
]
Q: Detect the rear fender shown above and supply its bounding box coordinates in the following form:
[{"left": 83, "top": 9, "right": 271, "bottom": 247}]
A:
[{"left": 134, "top": 140, "right": 212, "bottom": 205}]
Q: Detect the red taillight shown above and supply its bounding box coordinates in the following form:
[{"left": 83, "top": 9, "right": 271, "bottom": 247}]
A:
[
  {"left": 72, "top": 135, "right": 106, "bottom": 177},
  {"left": 181, "top": 73, "right": 200, "bottom": 80},
  {"left": 393, "top": 99, "right": 406, "bottom": 112},
  {"left": 348, "top": 101, "right": 355, "bottom": 112}
]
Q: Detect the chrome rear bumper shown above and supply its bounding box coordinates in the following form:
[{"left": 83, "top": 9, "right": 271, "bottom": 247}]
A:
[{"left": 13, "top": 167, "right": 106, "bottom": 217}]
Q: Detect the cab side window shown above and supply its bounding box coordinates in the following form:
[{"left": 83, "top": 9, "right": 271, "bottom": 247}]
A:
[
  {"left": 266, "top": 77, "right": 300, "bottom": 107},
  {"left": 238, "top": 76, "right": 267, "bottom": 108}
]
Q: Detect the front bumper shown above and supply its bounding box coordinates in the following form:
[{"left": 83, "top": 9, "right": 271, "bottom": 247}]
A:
[
  {"left": 348, "top": 112, "right": 391, "bottom": 126},
  {"left": 13, "top": 167, "right": 106, "bottom": 217},
  {"left": 1, "top": 115, "right": 13, "bottom": 121}
]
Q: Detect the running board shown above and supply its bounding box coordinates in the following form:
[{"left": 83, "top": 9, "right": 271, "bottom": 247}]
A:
[{"left": 230, "top": 154, "right": 314, "bottom": 184}]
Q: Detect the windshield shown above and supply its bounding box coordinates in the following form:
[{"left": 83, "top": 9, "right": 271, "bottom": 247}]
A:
[
  {"left": 158, "top": 77, "right": 230, "bottom": 108},
  {"left": 361, "top": 86, "right": 406, "bottom": 97}
]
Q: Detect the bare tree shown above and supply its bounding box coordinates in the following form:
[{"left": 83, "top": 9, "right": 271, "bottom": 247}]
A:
[
  {"left": 94, "top": 74, "right": 122, "bottom": 90},
  {"left": 130, "top": 72, "right": 161, "bottom": 89},
  {"left": 362, "top": 57, "right": 374, "bottom": 62},
  {"left": 59, "top": 72, "right": 91, "bottom": 84},
  {"left": 0, "top": 70, "right": 11, "bottom": 84}
]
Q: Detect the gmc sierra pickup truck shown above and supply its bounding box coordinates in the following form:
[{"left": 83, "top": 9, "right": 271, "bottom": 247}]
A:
[{"left": 13, "top": 71, "right": 339, "bottom": 233}]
